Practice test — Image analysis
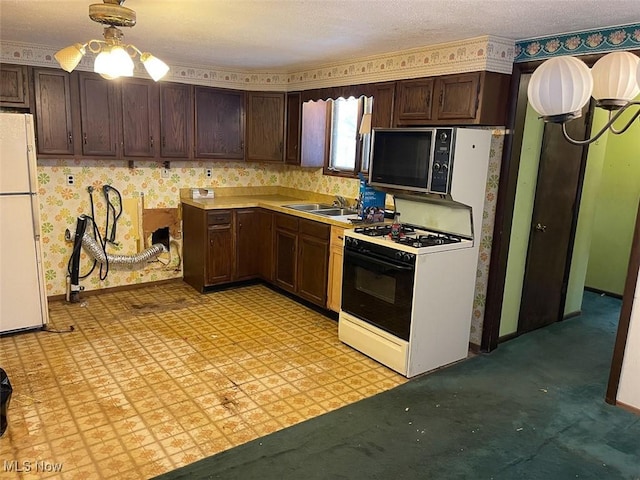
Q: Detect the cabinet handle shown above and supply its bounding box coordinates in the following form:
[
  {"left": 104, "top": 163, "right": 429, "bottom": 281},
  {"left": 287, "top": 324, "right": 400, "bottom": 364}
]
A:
[
  {"left": 439, "top": 89, "right": 444, "bottom": 107},
  {"left": 150, "top": 136, "right": 154, "bottom": 148},
  {"left": 68, "top": 132, "right": 73, "bottom": 145},
  {"left": 83, "top": 132, "right": 87, "bottom": 145},
  {"left": 162, "top": 136, "right": 166, "bottom": 147},
  {"left": 338, "top": 235, "right": 343, "bottom": 240}
]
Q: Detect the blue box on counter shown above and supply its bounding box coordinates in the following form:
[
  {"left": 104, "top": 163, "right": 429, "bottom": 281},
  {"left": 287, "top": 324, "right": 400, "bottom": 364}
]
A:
[{"left": 358, "top": 175, "right": 386, "bottom": 222}]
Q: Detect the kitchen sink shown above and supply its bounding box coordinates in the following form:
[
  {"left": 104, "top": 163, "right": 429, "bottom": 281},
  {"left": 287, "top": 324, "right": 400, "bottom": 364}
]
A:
[
  {"left": 285, "top": 203, "right": 334, "bottom": 211},
  {"left": 311, "top": 208, "right": 359, "bottom": 216}
]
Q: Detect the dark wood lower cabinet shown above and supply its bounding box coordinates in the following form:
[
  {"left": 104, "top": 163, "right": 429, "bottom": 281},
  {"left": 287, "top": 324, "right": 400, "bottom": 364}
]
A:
[
  {"left": 183, "top": 205, "right": 329, "bottom": 307},
  {"left": 206, "top": 222, "right": 233, "bottom": 285},
  {"left": 236, "top": 208, "right": 267, "bottom": 281},
  {"left": 273, "top": 213, "right": 330, "bottom": 307},
  {"left": 274, "top": 217, "right": 298, "bottom": 292},
  {"left": 298, "top": 231, "right": 329, "bottom": 305}
]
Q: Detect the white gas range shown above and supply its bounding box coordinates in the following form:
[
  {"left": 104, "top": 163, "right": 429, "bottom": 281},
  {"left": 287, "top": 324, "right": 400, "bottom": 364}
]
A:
[{"left": 338, "top": 128, "right": 493, "bottom": 378}]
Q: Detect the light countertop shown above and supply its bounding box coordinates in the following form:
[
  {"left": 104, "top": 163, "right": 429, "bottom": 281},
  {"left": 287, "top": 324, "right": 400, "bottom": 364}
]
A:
[{"left": 181, "top": 194, "right": 360, "bottom": 228}]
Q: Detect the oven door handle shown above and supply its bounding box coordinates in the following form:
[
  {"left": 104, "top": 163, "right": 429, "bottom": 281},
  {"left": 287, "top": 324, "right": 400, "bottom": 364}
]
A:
[{"left": 345, "top": 250, "right": 414, "bottom": 272}]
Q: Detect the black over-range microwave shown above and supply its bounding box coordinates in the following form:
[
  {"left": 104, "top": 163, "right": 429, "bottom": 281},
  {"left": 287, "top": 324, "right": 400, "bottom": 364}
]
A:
[{"left": 368, "top": 127, "right": 456, "bottom": 194}]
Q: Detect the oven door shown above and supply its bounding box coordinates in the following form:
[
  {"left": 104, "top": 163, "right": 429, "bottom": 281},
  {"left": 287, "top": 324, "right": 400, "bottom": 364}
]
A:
[{"left": 341, "top": 247, "right": 415, "bottom": 341}]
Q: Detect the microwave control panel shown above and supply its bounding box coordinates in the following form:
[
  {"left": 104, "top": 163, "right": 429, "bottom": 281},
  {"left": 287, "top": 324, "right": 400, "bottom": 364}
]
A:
[{"left": 429, "top": 128, "right": 455, "bottom": 194}]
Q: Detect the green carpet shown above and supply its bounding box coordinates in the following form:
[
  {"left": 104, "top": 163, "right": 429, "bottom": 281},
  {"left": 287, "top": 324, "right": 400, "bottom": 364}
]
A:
[{"left": 156, "top": 292, "right": 640, "bottom": 479}]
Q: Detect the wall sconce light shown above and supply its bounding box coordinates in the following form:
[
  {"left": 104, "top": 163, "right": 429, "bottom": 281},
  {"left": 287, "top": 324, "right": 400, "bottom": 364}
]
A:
[
  {"left": 54, "top": 0, "right": 169, "bottom": 82},
  {"left": 527, "top": 51, "right": 640, "bottom": 145}
]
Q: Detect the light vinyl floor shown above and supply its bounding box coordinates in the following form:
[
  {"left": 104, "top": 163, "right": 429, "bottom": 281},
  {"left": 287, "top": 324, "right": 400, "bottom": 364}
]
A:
[{"left": 0, "top": 281, "right": 405, "bottom": 479}]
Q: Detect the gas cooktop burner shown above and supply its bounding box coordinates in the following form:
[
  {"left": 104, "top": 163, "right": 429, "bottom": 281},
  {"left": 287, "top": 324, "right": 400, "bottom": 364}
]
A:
[
  {"left": 353, "top": 224, "right": 462, "bottom": 248},
  {"left": 395, "top": 233, "right": 462, "bottom": 248},
  {"left": 354, "top": 225, "right": 415, "bottom": 237}
]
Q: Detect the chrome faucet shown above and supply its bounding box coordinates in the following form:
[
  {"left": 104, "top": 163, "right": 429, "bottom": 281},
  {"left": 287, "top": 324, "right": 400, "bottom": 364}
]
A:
[{"left": 333, "top": 196, "right": 347, "bottom": 207}]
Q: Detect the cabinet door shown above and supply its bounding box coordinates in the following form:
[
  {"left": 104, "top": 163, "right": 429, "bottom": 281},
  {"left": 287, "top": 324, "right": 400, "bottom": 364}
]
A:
[
  {"left": 120, "top": 78, "right": 159, "bottom": 158},
  {"left": 274, "top": 228, "right": 297, "bottom": 292},
  {"left": 207, "top": 224, "right": 233, "bottom": 285},
  {"left": 160, "top": 83, "right": 192, "bottom": 158},
  {"left": 0, "top": 64, "right": 29, "bottom": 108},
  {"left": 298, "top": 234, "right": 329, "bottom": 307},
  {"left": 32, "top": 68, "right": 74, "bottom": 155},
  {"left": 246, "top": 92, "right": 285, "bottom": 162},
  {"left": 285, "top": 92, "right": 301, "bottom": 165},
  {"left": 394, "top": 78, "right": 435, "bottom": 125},
  {"left": 78, "top": 72, "right": 119, "bottom": 157},
  {"left": 371, "top": 82, "right": 396, "bottom": 129},
  {"left": 236, "top": 209, "right": 262, "bottom": 281},
  {"left": 194, "top": 86, "right": 244, "bottom": 159},
  {"left": 434, "top": 73, "right": 480, "bottom": 121}
]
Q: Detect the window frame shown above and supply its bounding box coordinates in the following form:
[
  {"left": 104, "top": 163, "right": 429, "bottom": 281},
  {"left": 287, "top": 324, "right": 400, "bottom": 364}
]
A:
[{"left": 322, "top": 95, "right": 372, "bottom": 178}]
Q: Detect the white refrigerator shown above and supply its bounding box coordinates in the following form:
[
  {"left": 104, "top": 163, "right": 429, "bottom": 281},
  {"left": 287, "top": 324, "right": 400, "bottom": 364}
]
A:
[{"left": 0, "top": 113, "right": 49, "bottom": 334}]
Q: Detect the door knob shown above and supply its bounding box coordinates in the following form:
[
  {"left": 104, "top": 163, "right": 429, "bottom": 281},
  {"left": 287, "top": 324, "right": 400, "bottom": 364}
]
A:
[{"left": 535, "top": 223, "right": 547, "bottom": 232}]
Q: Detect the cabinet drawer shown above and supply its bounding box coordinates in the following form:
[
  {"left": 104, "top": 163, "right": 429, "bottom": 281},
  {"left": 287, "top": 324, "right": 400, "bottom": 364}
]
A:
[
  {"left": 275, "top": 213, "right": 299, "bottom": 232},
  {"left": 330, "top": 226, "right": 346, "bottom": 247},
  {"left": 207, "top": 210, "right": 232, "bottom": 225},
  {"left": 300, "top": 219, "right": 330, "bottom": 240}
]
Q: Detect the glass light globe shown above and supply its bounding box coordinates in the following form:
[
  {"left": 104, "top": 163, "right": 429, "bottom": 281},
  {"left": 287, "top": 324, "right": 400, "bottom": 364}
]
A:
[
  {"left": 591, "top": 51, "right": 640, "bottom": 109},
  {"left": 527, "top": 56, "right": 593, "bottom": 122}
]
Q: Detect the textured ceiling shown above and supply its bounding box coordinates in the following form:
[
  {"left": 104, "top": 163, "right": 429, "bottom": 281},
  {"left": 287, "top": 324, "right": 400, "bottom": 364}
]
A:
[{"left": 1, "top": 0, "right": 639, "bottom": 71}]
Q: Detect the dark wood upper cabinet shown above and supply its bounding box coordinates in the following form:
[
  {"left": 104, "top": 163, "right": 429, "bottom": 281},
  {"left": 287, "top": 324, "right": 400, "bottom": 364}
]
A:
[
  {"left": 394, "top": 78, "right": 435, "bottom": 125},
  {"left": 435, "top": 73, "right": 481, "bottom": 120},
  {"left": 285, "top": 92, "right": 301, "bottom": 165},
  {"left": 77, "top": 72, "right": 119, "bottom": 157},
  {"left": 0, "top": 64, "right": 29, "bottom": 108},
  {"left": 32, "top": 68, "right": 74, "bottom": 155},
  {"left": 120, "top": 77, "right": 159, "bottom": 158},
  {"left": 246, "top": 91, "right": 285, "bottom": 163},
  {"left": 371, "top": 82, "right": 396, "bottom": 129},
  {"left": 194, "top": 86, "right": 245, "bottom": 160},
  {"left": 395, "top": 71, "right": 510, "bottom": 126},
  {"left": 159, "top": 83, "right": 192, "bottom": 159}
]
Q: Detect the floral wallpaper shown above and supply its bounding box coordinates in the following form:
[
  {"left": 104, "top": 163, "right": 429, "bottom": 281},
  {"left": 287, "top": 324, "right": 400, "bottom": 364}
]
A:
[
  {"left": 37, "top": 160, "right": 282, "bottom": 297},
  {"left": 469, "top": 130, "right": 504, "bottom": 345},
  {"left": 515, "top": 23, "right": 640, "bottom": 62}
]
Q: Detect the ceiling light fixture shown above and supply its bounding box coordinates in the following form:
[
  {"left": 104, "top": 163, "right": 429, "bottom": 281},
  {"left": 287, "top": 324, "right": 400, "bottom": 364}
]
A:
[
  {"left": 54, "top": 0, "right": 169, "bottom": 82},
  {"left": 527, "top": 51, "right": 640, "bottom": 145}
]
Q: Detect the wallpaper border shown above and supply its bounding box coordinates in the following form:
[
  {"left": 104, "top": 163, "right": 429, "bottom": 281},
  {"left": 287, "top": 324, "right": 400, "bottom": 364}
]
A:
[
  {"left": 1, "top": 35, "right": 514, "bottom": 91},
  {"left": 515, "top": 23, "right": 640, "bottom": 62}
]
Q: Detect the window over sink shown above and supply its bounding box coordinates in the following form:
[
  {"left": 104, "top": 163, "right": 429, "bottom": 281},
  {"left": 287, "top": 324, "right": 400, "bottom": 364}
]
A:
[{"left": 324, "top": 95, "right": 373, "bottom": 177}]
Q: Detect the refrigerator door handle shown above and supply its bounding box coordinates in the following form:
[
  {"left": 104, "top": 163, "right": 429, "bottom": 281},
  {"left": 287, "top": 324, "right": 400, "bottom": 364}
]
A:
[
  {"left": 25, "top": 116, "right": 39, "bottom": 194},
  {"left": 30, "top": 193, "right": 42, "bottom": 241}
]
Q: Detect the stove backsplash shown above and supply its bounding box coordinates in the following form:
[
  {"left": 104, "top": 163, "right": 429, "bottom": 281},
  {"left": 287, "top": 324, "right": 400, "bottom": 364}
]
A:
[{"left": 394, "top": 195, "right": 474, "bottom": 240}]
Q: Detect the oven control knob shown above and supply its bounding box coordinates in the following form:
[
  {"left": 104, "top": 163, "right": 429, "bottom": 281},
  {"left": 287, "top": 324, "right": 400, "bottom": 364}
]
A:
[
  {"left": 441, "top": 163, "right": 449, "bottom": 171},
  {"left": 404, "top": 253, "right": 414, "bottom": 263},
  {"left": 440, "top": 132, "right": 448, "bottom": 142},
  {"left": 433, "top": 163, "right": 440, "bottom": 171}
]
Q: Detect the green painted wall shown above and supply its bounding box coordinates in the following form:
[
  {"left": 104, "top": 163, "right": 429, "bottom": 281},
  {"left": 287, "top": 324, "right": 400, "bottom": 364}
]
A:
[
  {"left": 499, "top": 103, "right": 543, "bottom": 337},
  {"left": 564, "top": 109, "right": 609, "bottom": 314},
  {"left": 585, "top": 94, "right": 640, "bottom": 295}
]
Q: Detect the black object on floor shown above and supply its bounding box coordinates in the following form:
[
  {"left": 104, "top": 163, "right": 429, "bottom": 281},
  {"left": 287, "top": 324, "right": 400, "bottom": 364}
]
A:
[
  {"left": 155, "top": 292, "right": 640, "bottom": 480},
  {"left": 0, "top": 367, "right": 12, "bottom": 437}
]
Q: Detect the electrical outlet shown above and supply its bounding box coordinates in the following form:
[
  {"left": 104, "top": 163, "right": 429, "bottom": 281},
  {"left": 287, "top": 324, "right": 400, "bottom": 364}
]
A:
[
  {"left": 205, "top": 168, "right": 213, "bottom": 178},
  {"left": 161, "top": 168, "right": 170, "bottom": 178},
  {"left": 66, "top": 174, "right": 75, "bottom": 186}
]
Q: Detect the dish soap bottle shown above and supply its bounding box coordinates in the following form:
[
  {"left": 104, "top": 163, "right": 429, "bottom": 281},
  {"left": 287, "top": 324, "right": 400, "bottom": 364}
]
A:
[{"left": 390, "top": 212, "right": 401, "bottom": 240}]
